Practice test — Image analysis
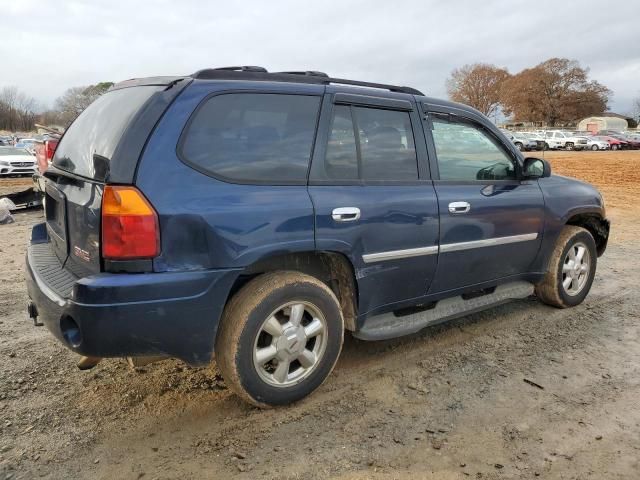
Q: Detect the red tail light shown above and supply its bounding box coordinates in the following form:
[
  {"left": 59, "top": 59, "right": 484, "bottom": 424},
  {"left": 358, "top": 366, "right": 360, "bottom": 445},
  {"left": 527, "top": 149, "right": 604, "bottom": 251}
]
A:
[
  {"left": 45, "top": 140, "right": 57, "bottom": 162},
  {"left": 101, "top": 185, "right": 160, "bottom": 259}
]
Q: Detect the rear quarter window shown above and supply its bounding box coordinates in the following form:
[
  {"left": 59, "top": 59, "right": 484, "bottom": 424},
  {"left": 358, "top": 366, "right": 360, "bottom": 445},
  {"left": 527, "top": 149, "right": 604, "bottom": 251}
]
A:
[{"left": 179, "top": 93, "right": 321, "bottom": 184}]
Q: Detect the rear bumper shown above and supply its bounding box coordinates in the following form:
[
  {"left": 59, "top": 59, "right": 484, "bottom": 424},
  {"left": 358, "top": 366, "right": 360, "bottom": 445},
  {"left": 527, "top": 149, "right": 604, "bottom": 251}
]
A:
[{"left": 25, "top": 226, "right": 240, "bottom": 366}]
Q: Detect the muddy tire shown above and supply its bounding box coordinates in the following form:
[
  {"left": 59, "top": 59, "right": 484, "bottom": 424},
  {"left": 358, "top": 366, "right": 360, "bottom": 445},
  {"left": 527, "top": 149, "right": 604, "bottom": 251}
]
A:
[
  {"left": 215, "top": 271, "right": 344, "bottom": 407},
  {"left": 535, "top": 226, "right": 597, "bottom": 308}
]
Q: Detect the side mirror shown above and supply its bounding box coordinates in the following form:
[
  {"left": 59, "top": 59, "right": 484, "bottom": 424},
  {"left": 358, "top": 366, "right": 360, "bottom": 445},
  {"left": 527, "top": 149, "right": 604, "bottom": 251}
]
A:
[{"left": 522, "top": 157, "right": 551, "bottom": 178}]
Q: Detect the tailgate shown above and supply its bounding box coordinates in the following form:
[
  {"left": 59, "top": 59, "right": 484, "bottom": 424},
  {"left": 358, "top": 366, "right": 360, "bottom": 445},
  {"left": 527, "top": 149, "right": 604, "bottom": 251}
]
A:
[{"left": 45, "top": 172, "right": 103, "bottom": 275}]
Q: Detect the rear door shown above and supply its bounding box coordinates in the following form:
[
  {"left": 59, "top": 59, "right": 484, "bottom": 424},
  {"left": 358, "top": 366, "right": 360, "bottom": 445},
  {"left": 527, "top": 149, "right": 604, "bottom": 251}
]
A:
[
  {"left": 46, "top": 85, "right": 172, "bottom": 276},
  {"left": 309, "top": 90, "right": 439, "bottom": 316},
  {"left": 422, "top": 107, "right": 545, "bottom": 293}
]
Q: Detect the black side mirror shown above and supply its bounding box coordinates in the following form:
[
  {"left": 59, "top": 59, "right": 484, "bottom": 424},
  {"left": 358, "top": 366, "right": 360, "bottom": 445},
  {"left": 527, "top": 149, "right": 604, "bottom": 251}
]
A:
[{"left": 522, "top": 157, "right": 551, "bottom": 178}]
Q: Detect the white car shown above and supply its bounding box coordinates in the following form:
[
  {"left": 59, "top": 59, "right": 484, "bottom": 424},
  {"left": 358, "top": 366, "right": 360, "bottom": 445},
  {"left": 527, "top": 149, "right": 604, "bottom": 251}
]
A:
[
  {"left": 586, "top": 137, "right": 610, "bottom": 151},
  {"left": 0, "top": 147, "right": 38, "bottom": 176},
  {"left": 543, "top": 130, "right": 588, "bottom": 150}
]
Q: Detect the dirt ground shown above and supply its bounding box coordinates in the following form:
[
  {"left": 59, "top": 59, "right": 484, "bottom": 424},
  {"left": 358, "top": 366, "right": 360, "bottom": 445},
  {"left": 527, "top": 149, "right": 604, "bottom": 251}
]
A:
[{"left": 1, "top": 151, "right": 639, "bottom": 480}]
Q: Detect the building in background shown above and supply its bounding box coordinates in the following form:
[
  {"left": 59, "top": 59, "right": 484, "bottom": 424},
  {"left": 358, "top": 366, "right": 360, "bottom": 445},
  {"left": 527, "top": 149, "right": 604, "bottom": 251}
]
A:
[{"left": 577, "top": 113, "right": 635, "bottom": 133}]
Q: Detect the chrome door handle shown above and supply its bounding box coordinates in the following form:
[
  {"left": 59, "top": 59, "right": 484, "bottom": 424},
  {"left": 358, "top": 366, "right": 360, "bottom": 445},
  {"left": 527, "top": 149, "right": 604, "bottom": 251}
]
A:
[
  {"left": 448, "top": 201, "right": 471, "bottom": 214},
  {"left": 332, "top": 207, "right": 361, "bottom": 222}
]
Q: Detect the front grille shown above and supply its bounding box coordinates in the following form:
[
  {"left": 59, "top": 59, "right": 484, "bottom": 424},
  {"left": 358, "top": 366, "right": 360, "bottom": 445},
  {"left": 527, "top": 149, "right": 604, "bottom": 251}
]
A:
[{"left": 11, "top": 162, "right": 34, "bottom": 167}]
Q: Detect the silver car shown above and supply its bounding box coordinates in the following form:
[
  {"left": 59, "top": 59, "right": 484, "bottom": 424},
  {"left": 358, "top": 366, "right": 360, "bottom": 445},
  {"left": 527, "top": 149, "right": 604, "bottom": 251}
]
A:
[{"left": 0, "top": 147, "right": 38, "bottom": 176}]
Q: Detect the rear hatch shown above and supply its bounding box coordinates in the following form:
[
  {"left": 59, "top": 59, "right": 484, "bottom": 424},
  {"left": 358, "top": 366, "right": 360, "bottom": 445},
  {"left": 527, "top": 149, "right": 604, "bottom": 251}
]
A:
[{"left": 44, "top": 84, "right": 176, "bottom": 276}]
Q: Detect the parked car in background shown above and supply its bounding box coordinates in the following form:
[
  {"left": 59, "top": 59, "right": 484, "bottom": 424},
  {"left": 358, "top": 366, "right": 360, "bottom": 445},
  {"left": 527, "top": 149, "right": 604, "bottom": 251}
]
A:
[
  {"left": 593, "top": 135, "right": 628, "bottom": 150},
  {"left": 25, "top": 67, "right": 609, "bottom": 406},
  {"left": 586, "top": 137, "right": 610, "bottom": 151},
  {"left": 610, "top": 134, "right": 640, "bottom": 149},
  {"left": 0, "top": 147, "right": 38, "bottom": 176},
  {"left": 33, "top": 137, "right": 59, "bottom": 193},
  {"left": 503, "top": 131, "right": 538, "bottom": 151},
  {"left": 521, "top": 132, "right": 546, "bottom": 150},
  {"left": 543, "top": 130, "right": 588, "bottom": 150},
  {"left": 15, "top": 139, "right": 37, "bottom": 154}
]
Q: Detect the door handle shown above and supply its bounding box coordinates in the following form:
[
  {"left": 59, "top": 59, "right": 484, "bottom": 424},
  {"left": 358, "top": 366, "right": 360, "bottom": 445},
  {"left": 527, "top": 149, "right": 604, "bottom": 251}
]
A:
[
  {"left": 332, "top": 207, "right": 361, "bottom": 222},
  {"left": 448, "top": 201, "right": 471, "bottom": 214}
]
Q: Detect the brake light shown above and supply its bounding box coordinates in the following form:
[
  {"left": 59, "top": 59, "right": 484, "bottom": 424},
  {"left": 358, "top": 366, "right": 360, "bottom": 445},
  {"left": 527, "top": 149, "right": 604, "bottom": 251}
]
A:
[
  {"left": 45, "top": 141, "right": 57, "bottom": 162},
  {"left": 101, "top": 185, "right": 160, "bottom": 259}
]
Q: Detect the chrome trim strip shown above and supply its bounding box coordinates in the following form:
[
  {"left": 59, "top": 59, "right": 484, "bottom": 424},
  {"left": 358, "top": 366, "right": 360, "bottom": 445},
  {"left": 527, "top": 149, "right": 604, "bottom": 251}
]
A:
[
  {"left": 440, "top": 232, "right": 538, "bottom": 253},
  {"left": 362, "top": 246, "right": 438, "bottom": 263}
]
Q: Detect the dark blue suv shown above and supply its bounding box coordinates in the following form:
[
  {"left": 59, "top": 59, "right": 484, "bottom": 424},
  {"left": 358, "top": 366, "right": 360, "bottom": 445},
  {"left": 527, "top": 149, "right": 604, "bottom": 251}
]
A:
[{"left": 25, "top": 67, "right": 609, "bottom": 406}]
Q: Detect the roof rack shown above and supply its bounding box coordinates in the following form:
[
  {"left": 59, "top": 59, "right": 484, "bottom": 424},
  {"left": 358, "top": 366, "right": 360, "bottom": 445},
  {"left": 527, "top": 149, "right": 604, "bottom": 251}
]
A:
[{"left": 190, "top": 66, "right": 423, "bottom": 96}]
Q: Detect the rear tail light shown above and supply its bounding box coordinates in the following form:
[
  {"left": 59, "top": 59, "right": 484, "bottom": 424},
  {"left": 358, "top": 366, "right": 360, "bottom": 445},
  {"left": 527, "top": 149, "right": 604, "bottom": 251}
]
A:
[
  {"left": 45, "top": 141, "right": 57, "bottom": 163},
  {"left": 101, "top": 185, "right": 160, "bottom": 259}
]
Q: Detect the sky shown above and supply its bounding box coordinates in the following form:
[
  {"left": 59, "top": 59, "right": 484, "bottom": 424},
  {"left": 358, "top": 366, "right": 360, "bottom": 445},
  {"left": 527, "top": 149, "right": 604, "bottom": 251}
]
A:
[{"left": 1, "top": 0, "right": 639, "bottom": 115}]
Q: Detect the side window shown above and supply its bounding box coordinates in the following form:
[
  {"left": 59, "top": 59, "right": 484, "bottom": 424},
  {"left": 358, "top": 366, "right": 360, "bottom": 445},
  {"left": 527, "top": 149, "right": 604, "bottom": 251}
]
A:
[
  {"left": 180, "top": 93, "right": 321, "bottom": 183},
  {"left": 430, "top": 115, "right": 516, "bottom": 181},
  {"left": 353, "top": 107, "right": 417, "bottom": 181},
  {"left": 325, "top": 105, "right": 359, "bottom": 180},
  {"left": 321, "top": 104, "right": 418, "bottom": 181}
]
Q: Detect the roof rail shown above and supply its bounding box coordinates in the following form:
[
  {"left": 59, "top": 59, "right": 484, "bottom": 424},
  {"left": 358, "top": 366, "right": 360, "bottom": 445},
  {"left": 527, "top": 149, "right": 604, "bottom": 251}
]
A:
[
  {"left": 276, "top": 71, "right": 329, "bottom": 78},
  {"left": 190, "top": 67, "right": 423, "bottom": 95}
]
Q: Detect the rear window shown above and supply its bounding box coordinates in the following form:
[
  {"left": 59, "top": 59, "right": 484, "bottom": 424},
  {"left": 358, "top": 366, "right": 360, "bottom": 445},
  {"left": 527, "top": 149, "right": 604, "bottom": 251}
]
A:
[
  {"left": 180, "top": 93, "right": 321, "bottom": 183},
  {"left": 53, "top": 86, "right": 159, "bottom": 179}
]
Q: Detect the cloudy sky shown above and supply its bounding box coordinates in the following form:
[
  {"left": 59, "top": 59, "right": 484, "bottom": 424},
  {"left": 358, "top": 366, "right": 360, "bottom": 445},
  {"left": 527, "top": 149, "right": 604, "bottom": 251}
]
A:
[{"left": 1, "top": 0, "right": 639, "bottom": 114}]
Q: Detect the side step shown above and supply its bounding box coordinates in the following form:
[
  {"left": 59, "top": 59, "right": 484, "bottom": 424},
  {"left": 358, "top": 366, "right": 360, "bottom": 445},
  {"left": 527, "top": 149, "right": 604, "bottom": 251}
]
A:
[{"left": 353, "top": 281, "right": 534, "bottom": 341}]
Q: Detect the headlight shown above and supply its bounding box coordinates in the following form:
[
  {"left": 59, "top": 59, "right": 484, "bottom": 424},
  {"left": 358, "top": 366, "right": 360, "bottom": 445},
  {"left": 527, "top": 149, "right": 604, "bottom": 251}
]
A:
[{"left": 0, "top": 160, "right": 9, "bottom": 166}]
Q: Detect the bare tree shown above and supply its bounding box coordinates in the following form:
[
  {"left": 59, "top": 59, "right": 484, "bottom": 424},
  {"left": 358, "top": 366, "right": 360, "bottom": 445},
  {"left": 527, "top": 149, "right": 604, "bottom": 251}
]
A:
[
  {"left": 54, "top": 82, "right": 113, "bottom": 126},
  {"left": 500, "top": 58, "right": 610, "bottom": 126},
  {"left": 0, "top": 86, "right": 39, "bottom": 131},
  {"left": 446, "top": 63, "right": 511, "bottom": 117}
]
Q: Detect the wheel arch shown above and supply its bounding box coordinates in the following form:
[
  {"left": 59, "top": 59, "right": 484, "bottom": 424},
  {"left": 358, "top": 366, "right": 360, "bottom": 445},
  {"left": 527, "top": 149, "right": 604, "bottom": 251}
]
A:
[
  {"left": 225, "top": 251, "right": 359, "bottom": 331},
  {"left": 565, "top": 212, "right": 609, "bottom": 256}
]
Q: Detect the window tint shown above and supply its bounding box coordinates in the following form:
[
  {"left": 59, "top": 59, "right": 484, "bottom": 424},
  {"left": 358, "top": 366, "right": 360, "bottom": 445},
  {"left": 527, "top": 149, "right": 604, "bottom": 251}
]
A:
[
  {"left": 354, "top": 107, "right": 417, "bottom": 180},
  {"left": 321, "top": 105, "right": 418, "bottom": 182},
  {"left": 431, "top": 116, "right": 516, "bottom": 181},
  {"left": 181, "top": 93, "right": 321, "bottom": 183},
  {"left": 53, "top": 86, "right": 160, "bottom": 180},
  {"left": 324, "top": 105, "right": 358, "bottom": 179}
]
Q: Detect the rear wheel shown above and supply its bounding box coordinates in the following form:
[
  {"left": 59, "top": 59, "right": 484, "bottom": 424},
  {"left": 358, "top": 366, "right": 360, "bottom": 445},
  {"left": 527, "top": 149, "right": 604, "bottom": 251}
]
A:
[
  {"left": 611, "top": 144, "right": 618, "bottom": 151},
  {"left": 215, "top": 271, "right": 344, "bottom": 407},
  {"left": 565, "top": 142, "right": 574, "bottom": 150},
  {"left": 535, "top": 226, "right": 597, "bottom": 308},
  {"left": 515, "top": 142, "right": 523, "bottom": 151}
]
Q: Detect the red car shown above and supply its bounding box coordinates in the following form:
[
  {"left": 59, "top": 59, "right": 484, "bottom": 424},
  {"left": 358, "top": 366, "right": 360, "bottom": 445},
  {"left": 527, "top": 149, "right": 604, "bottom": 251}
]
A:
[{"left": 593, "top": 136, "right": 628, "bottom": 150}]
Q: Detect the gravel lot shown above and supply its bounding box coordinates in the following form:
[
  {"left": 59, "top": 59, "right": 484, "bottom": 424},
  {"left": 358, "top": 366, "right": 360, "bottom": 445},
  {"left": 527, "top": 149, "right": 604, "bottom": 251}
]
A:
[{"left": 1, "top": 151, "right": 639, "bottom": 479}]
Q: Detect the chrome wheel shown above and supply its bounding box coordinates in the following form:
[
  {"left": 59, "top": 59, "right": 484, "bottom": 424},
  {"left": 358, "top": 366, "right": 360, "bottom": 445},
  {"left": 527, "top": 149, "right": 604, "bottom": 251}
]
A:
[
  {"left": 253, "top": 301, "right": 328, "bottom": 387},
  {"left": 562, "top": 242, "right": 591, "bottom": 296}
]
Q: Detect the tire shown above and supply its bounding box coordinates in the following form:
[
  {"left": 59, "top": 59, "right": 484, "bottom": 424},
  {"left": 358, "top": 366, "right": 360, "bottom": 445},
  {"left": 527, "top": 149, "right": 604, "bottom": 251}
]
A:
[
  {"left": 611, "top": 144, "right": 618, "bottom": 151},
  {"left": 535, "top": 226, "right": 597, "bottom": 308},
  {"left": 515, "top": 142, "right": 523, "bottom": 151},
  {"left": 591, "top": 144, "right": 598, "bottom": 151},
  {"left": 543, "top": 142, "right": 550, "bottom": 151},
  {"left": 215, "top": 271, "right": 344, "bottom": 407},
  {"left": 566, "top": 142, "right": 574, "bottom": 150}
]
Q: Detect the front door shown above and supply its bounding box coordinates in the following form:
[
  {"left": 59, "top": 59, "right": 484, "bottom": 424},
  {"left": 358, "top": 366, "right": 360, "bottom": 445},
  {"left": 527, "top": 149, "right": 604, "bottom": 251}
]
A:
[
  {"left": 423, "top": 110, "right": 545, "bottom": 294},
  {"left": 309, "top": 92, "right": 439, "bottom": 316}
]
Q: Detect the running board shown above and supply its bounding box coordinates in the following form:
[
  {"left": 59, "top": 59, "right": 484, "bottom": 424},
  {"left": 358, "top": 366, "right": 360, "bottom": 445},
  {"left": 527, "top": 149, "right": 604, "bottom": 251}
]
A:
[{"left": 353, "top": 281, "right": 534, "bottom": 341}]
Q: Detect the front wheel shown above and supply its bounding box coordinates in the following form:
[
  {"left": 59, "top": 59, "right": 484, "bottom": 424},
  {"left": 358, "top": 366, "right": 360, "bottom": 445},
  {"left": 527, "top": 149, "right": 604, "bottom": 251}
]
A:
[
  {"left": 611, "top": 144, "right": 618, "bottom": 151},
  {"left": 566, "top": 142, "right": 574, "bottom": 150},
  {"left": 535, "top": 226, "right": 597, "bottom": 308},
  {"left": 591, "top": 144, "right": 598, "bottom": 151},
  {"left": 215, "top": 271, "right": 344, "bottom": 407}
]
